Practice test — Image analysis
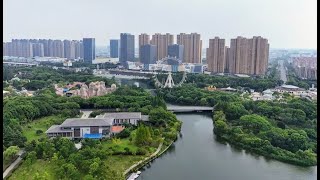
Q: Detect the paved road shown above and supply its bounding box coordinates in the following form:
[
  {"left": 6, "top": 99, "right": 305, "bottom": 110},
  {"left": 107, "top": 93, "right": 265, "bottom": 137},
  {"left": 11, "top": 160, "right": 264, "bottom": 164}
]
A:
[
  {"left": 81, "top": 110, "right": 92, "bottom": 118},
  {"left": 3, "top": 150, "right": 25, "bottom": 179},
  {"left": 279, "top": 60, "right": 287, "bottom": 83}
]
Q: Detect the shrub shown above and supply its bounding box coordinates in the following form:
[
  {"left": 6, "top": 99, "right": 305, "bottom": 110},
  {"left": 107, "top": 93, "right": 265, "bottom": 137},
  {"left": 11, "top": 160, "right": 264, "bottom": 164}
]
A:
[
  {"left": 115, "top": 128, "right": 131, "bottom": 139},
  {"left": 136, "top": 147, "right": 147, "bottom": 155},
  {"left": 36, "top": 130, "right": 43, "bottom": 135},
  {"left": 124, "top": 147, "right": 131, "bottom": 155},
  {"left": 89, "top": 110, "right": 103, "bottom": 118}
]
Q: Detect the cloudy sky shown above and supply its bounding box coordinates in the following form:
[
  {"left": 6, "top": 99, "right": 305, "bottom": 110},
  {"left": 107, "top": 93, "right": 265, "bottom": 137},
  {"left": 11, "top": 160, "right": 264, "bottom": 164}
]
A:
[{"left": 4, "top": 0, "right": 317, "bottom": 49}]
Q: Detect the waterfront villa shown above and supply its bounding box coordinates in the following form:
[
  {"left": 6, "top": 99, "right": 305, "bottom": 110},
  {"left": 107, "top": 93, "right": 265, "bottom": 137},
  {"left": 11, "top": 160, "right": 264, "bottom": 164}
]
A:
[{"left": 45, "top": 112, "right": 149, "bottom": 139}]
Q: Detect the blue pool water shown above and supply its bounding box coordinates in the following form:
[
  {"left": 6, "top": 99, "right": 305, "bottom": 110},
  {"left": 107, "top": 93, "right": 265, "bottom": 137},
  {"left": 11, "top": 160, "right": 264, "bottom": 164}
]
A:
[{"left": 83, "top": 133, "right": 102, "bottom": 139}]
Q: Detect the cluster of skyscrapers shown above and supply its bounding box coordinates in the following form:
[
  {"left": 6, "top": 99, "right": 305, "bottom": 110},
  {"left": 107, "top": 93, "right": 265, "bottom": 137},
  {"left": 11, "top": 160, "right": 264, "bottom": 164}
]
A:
[
  {"left": 110, "top": 33, "right": 202, "bottom": 67},
  {"left": 3, "top": 38, "right": 96, "bottom": 63},
  {"left": 292, "top": 57, "right": 317, "bottom": 80},
  {"left": 3, "top": 34, "right": 270, "bottom": 75},
  {"left": 207, "top": 36, "right": 269, "bottom": 75}
]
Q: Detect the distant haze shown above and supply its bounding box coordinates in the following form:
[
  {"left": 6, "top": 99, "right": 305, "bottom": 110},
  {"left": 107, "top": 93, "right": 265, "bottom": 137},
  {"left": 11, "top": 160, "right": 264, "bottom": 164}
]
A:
[{"left": 4, "top": 0, "right": 317, "bottom": 49}]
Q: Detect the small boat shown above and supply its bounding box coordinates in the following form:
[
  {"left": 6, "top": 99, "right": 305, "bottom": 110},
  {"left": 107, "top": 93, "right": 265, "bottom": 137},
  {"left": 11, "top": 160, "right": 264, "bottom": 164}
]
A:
[
  {"left": 127, "top": 173, "right": 138, "bottom": 180},
  {"left": 137, "top": 171, "right": 141, "bottom": 175},
  {"left": 133, "top": 174, "right": 140, "bottom": 179}
]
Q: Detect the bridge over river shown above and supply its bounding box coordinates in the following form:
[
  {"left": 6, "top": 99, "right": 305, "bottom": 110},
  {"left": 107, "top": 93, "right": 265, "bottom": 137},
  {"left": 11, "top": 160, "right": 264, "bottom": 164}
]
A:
[{"left": 166, "top": 104, "right": 213, "bottom": 112}]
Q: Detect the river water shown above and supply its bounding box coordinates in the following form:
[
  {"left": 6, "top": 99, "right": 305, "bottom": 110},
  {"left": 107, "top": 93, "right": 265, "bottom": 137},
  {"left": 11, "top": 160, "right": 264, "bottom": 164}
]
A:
[{"left": 137, "top": 113, "right": 317, "bottom": 180}]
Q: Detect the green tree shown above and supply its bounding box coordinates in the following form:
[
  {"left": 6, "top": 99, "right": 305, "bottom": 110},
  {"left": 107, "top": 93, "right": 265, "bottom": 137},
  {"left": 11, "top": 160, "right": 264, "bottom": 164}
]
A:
[
  {"left": 240, "top": 114, "right": 271, "bottom": 134},
  {"left": 3, "top": 146, "right": 19, "bottom": 161},
  {"left": 214, "top": 120, "right": 229, "bottom": 135},
  {"left": 135, "top": 125, "right": 152, "bottom": 146},
  {"left": 25, "top": 151, "right": 37, "bottom": 166},
  {"left": 224, "top": 102, "right": 249, "bottom": 120}
]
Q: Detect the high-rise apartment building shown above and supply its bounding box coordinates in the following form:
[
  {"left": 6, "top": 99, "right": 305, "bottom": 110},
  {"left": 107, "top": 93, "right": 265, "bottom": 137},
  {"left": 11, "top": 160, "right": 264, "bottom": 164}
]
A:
[
  {"left": 120, "top": 33, "right": 135, "bottom": 66},
  {"left": 168, "top": 44, "right": 184, "bottom": 62},
  {"left": 3, "top": 43, "right": 7, "bottom": 56},
  {"left": 80, "top": 40, "right": 84, "bottom": 59},
  {"left": 51, "top": 40, "right": 64, "bottom": 58},
  {"left": 140, "top": 44, "right": 157, "bottom": 65},
  {"left": 19, "top": 39, "right": 33, "bottom": 57},
  {"left": 139, "top": 34, "right": 150, "bottom": 47},
  {"left": 139, "top": 34, "right": 150, "bottom": 60},
  {"left": 32, "top": 43, "right": 44, "bottom": 57},
  {"left": 225, "top": 47, "right": 230, "bottom": 73},
  {"left": 228, "top": 36, "right": 269, "bottom": 75},
  {"left": 150, "top": 33, "right": 174, "bottom": 60},
  {"left": 206, "top": 37, "right": 226, "bottom": 73},
  {"left": 3, "top": 42, "right": 10, "bottom": 56},
  {"left": 253, "top": 36, "right": 269, "bottom": 75},
  {"left": 177, "top": 33, "right": 202, "bottom": 63},
  {"left": 83, "top": 38, "right": 95, "bottom": 63},
  {"left": 39, "top": 39, "right": 49, "bottom": 56},
  {"left": 74, "top": 40, "right": 81, "bottom": 59},
  {"left": 3, "top": 39, "right": 85, "bottom": 59},
  {"left": 63, "top": 40, "right": 76, "bottom": 59},
  {"left": 110, "top": 39, "right": 120, "bottom": 58}
]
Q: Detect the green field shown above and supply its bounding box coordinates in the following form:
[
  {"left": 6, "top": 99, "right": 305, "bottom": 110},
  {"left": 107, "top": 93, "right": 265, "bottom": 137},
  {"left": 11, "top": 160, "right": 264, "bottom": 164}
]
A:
[
  {"left": 105, "top": 155, "right": 146, "bottom": 173},
  {"left": 102, "top": 138, "right": 139, "bottom": 152},
  {"left": 8, "top": 155, "right": 145, "bottom": 180},
  {"left": 22, "top": 115, "right": 65, "bottom": 142},
  {"left": 8, "top": 159, "right": 56, "bottom": 180}
]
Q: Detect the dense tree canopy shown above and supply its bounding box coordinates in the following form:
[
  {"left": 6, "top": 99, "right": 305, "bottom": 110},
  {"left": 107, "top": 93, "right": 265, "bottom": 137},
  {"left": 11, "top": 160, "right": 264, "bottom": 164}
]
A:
[{"left": 163, "top": 83, "right": 317, "bottom": 166}]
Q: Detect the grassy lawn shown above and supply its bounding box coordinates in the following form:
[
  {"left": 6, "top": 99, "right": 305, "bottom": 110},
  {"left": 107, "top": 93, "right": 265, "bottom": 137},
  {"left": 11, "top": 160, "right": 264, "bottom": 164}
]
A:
[
  {"left": 8, "top": 155, "right": 146, "bottom": 180},
  {"left": 101, "top": 138, "right": 139, "bottom": 152},
  {"left": 101, "top": 137, "right": 158, "bottom": 155},
  {"left": 105, "top": 155, "right": 146, "bottom": 173},
  {"left": 8, "top": 159, "right": 56, "bottom": 180},
  {"left": 22, "top": 115, "right": 65, "bottom": 142}
]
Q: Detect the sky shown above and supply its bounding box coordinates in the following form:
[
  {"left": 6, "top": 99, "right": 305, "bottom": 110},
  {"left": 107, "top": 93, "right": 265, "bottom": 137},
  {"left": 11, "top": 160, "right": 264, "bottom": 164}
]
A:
[{"left": 3, "top": 0, "right": 317, "bottom": 49}]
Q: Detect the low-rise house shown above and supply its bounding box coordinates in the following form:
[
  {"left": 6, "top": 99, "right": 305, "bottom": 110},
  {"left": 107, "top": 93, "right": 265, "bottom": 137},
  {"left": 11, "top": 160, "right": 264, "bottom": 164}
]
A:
[
  {"left": 273, "top": 85, "right": 306, "bottom": 97},
  {"left": 45, "top": 112, "right": 148, "bottom": 139},
  {"left": 251, "top": 92, "right": 262, "bottom": 101},
  {"left": 204, "top": 85, "right": 216, "bottom": 91},
  {"left": 219, "top": 87, "right": 237, "bottom": 92}
]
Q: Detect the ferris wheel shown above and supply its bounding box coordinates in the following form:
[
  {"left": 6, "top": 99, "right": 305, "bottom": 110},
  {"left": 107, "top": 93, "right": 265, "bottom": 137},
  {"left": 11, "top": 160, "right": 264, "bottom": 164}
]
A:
[{"left": 152, "top": 56, "right": 187, "bottom": 88}]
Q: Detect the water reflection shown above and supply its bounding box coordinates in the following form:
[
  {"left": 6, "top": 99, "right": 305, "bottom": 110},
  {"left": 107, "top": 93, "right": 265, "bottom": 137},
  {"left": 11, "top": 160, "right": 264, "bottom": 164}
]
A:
[
  {"left": 137, "top": 113, "right": 317, "bottom": 180},
  {"left": 228, "top": 144, "right": 243, "bottom": 154},
  {"left": 166, "top": 144, "right": 176, "bottom": 154}
]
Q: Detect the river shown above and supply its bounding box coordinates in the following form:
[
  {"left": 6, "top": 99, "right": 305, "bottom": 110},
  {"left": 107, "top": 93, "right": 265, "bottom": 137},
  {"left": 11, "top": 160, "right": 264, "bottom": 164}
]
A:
[{"left": 137, "top": 113, "right": 317, "bottom": 180}]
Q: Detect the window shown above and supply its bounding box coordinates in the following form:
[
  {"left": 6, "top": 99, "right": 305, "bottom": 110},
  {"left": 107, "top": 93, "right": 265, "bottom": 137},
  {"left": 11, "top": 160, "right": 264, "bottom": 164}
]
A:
[{"left": 102, "top": 129, "right": 109, "bottom": 135}]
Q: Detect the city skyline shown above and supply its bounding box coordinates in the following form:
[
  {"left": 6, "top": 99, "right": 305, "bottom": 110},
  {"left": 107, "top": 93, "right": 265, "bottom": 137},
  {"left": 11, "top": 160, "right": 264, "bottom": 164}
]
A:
[{"left": 4, "top": 0, "right": 316, "bottom": 49}]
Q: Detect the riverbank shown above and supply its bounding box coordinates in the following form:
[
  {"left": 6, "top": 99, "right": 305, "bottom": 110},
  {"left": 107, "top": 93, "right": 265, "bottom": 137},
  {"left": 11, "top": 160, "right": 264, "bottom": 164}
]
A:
[
  {"left": 123, "top": 136, "right": 177, "bottom": 177},
  {"left": 137, "top": 113, "right": 317, "bottom": 180},
  {"left": 214, "top": 133, "right": 317, "bottom": 167},
  {"left": 123, "top": 142, "right": 163, "bottom": 177}
]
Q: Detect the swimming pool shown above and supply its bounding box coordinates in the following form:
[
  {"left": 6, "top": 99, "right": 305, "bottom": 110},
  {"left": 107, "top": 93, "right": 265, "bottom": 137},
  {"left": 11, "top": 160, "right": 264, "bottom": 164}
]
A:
[{"left": 83, "top": 133, "right": 102, "bottom": 139}]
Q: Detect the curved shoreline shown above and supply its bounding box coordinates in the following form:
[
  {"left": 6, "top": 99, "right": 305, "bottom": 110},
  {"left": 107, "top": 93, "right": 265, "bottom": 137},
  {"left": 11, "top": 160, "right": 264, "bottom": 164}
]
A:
[
  {"left": 214, "top": 134, "right": 317, "bottom": 167},
  {"left": 123, "top": 139, "right": 176, "bottom": 178}
]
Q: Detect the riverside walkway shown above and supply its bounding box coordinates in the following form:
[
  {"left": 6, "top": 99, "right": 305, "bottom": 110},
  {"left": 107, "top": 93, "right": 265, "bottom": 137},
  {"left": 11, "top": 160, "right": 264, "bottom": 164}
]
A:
[
  {"left": 3, "top": 150, "right": 25, "bottom": 179},
  {"left": 124, "top": 142, "right": 163, "bottom": 177}
]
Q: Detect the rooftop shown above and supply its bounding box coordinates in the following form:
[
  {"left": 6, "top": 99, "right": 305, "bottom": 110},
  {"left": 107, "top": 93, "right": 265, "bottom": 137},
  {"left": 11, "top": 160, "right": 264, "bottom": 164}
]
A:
[
  {"left": 98, "top": 112, "right": 142, "bottom": 119},
  {"left": 45, "top": 125, "right": 73, "bottom": 134},
  {"left": 60, "top": 118, "right": 113, "bottom": 127},
  {"left": 111, "top": 126, "right": 125, "bottom": 133},
  {"left": 281, "top": 84, "right": 299, "bottom": 89},
  {"left": 263, "top": 89, "right": 273, "bottom": 94}
]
